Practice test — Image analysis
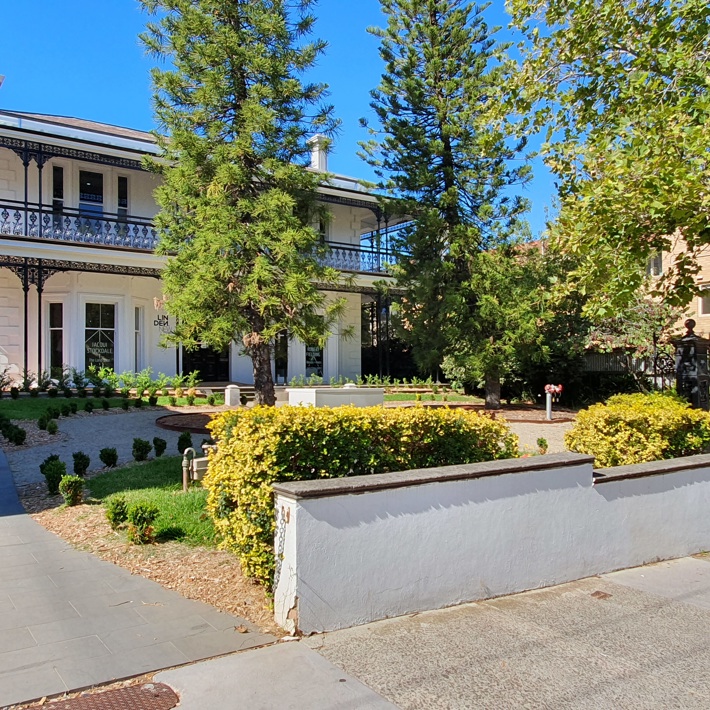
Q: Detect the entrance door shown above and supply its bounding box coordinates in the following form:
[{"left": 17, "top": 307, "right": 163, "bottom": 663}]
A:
[{"left": 182, "top": 346, "right": 229, "bottom": 382}]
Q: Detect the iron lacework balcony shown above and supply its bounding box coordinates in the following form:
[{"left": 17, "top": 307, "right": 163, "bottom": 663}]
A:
[{"left": 0, "top": 201, "right": 397, "bottom": 275}]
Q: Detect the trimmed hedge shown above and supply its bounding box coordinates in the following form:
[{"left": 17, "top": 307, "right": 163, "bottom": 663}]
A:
[
  {"left": 204, "top": 405, "right": 519, "bottom": 586},
  {"left": 565, "top": 392, "right": 710, "bottom": 468}
]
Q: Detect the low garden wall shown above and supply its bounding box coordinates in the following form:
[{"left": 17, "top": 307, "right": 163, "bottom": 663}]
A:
[
  {"left": 273, "top": 452, "right": 710, "bottom": 634},
  {"left": 286, "top": 386, "right": 385, "bottom": 408}
]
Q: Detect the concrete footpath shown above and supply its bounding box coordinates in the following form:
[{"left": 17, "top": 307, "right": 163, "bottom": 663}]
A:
[{"left": 0, "top": 450, "right": 273, "bottom": 708}]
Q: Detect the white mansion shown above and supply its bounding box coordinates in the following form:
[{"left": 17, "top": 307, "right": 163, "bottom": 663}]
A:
[{"left": 0, "top": 110, "right": 404, "bottom": 385}]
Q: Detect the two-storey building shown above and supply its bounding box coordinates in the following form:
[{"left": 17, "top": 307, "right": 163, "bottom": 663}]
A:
[{"left": 0, "top": 110, "right": 403, "bottom": 385}]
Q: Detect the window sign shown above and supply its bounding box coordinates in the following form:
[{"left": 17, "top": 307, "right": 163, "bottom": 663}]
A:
[
  {"left": 305, "top": 345, "right": 323, "bottom": 378},
  {"left": 85, "top": 303, "right": 115, "bottom": 369}
]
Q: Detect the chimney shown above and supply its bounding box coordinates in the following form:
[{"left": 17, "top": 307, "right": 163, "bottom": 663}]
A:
[{"left": 307, "top": 134, "right": 329, "bottom": 172}]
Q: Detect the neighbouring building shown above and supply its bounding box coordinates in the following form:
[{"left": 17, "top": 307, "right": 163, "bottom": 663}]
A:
[{"left": 0, "top": 110, "right": 406, "bottom": 385}]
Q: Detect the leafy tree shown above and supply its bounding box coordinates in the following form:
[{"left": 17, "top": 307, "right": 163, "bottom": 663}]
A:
[
  {"left": 361, "top": 0, "right": 530, "bottom": 406},
  {"left": 508, "top": 0, "right": 710, "bottom": 316},
  {"left": 141, "top": 0, "right": 343, "bottom": 405}
]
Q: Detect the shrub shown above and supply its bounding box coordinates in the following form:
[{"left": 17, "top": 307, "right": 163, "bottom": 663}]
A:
[
  {"left": 63, "top": 387, "right": 73, "bottom": 398},
  {"left": 77, "top": 388, "right": 87, "bottom": 398},
  {"left": 72, "top": 451, "right": 91, "bottom": 476},
  {"left": 42, "top": 459, "right": 66, "bottom": 495},
  {"left": 29, "top": 388, "right": 39, "bottom": 398},
  {"left": 46, "top": 420, "right": 58, "bottom": 435},
  {"left": 40, "top": 454, "right": 60, "bottom": 475},
  {"left": 148, "top": 395, "right": 158, "bottom": 406},
  {"left": 47, "top": 387, "right": 58, "bottom": 398},
  {"left": 204, "top": 405, "right": 518, "bottom": 585},
  {"left": 101, "top": 398, "right": 110, "bottom": 410},
  {"left": 10, "top": 387, "right": 19, "bottom": 399},
  {"left": 105, "top": 495, "right": 129, "bottom": 530},
  {"left": 565, "top": 392, "right": 710, "bottom": 468},
  {"left": 104, "top": 386, "right": 115, "bottom": 399},
  {"left": 207, "top": 395, "right": 215, "bottom": 406},
  {"left": 84, "top": 401, "right": 94, "bottom": 414},
  {"left": 152, "top": 437, "right": 167, "bottom": 457},
  {"left": 186, "top": 395, "right": 195, "bottom": 406},
  {"left": 121, "top": 399, "right": 130, "bottom": 411},
  {"left": 177, "top": 431, "right": 193, "bottom": 454},
  {"left": 99, "top": 447, "right": 118, "bottom": 468},
  {"left": 169, "top": 396, "right": 177, "bottom": 406},
  {"left": 7, "top": 425, "right": 27, "bottom": 445},
  {"left": 37, "top": 415, "right": 49, "bottom": 431},
  {"left": 132, "top": 438, "right": 152, "bottom": 461},
  {"left": 69, "top": 402, "right": 78, "bottom": 414},
  {"left": 134, "top": 397, "right": 144, "bottom": 409},
  {"left": 59, "top": 475, "right": 84, "bottom": 506},
  {"left": 61, "top": 404, "right": 71, "bottom": 417},
  {"left": 47, "top": 406, "right": 60, "bottom": 419},
  {"left": 127, "top": 502, "right": 159, "bottom": 544}
]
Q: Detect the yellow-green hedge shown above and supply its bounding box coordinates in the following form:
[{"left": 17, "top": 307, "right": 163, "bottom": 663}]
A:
[
  {"left": 204, "top": 405, "right": 519, "bottom": 585},
  {"left": 565, "top": 392, "right": 710, "bottom": 468}
]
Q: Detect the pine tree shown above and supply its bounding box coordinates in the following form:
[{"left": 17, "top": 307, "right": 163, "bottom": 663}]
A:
[
  {"left": 361, "top": 0, "right": 530, "bottom": 407},
  {"left": 140, "top": 0, "right": 342, "bottom": 405}
]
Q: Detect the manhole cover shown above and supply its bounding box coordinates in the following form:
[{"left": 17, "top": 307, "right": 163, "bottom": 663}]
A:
[{"left": 46, "top": 683, "right": 178, "bottom": 710}]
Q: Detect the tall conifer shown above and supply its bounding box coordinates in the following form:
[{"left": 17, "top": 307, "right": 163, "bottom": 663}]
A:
[
  {"left": 362, "top": 0, "right": 530, "bottom": 406},
  {"left": 141, "top": 0, "right": 341, "bottom": 405}
]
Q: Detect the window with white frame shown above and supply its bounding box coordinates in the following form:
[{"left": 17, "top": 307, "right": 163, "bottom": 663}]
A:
[
  {"left": 49, "top": 303, "right": 63, "bottom": 379},
  {"left": 699, "top": 289, "right": 710, "bottom": 316},
  {"left": 79, "top": 171, "right": 104, "bottom": 217}
]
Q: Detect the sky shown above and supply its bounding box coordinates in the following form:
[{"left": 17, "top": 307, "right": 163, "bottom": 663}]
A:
[{"left": 0, "top": 0, "right": 554, "bottom": 236}]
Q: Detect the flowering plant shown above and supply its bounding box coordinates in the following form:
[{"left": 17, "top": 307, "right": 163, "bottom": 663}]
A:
[{"left": 544, "top": 383, "right": 563, "bottom": 397}]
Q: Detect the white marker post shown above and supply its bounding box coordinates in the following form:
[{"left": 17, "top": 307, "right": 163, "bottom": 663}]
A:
[{"left": 546, "top": 392, "right": 553, "bottom": 420}]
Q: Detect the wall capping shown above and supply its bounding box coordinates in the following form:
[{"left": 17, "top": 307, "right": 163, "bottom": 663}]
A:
[
  {"left": 272, "top": 452, "right": 594, "bottom": 500},
  {"left": 593, "top": 453, "right": 710, "bottom": 484}
]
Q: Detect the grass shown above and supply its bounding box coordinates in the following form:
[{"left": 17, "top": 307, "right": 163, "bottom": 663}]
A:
[
  {"left": 384, "top": 393, "right": 484, "bottom": 403},
  {"left": 88, "top": 456, "right": 215, "bottom": 547},
  {"left": 0, "top": 393, "right": 224, "bottom": 420},
  {"left": 0, "top": 396, "right": 125, "bottom": 420}
]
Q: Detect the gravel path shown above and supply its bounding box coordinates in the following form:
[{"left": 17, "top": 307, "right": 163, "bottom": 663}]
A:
[
  {"left": 507, "top": 420, "right": 573, "bottom": 454},
  {"left": 5, "top": 410, "right": 199, "bottom": 487}
]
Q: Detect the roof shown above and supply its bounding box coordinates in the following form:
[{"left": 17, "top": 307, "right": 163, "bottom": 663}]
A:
[{"left": 0, "top": 110, "right": 156, "bottom": 144}]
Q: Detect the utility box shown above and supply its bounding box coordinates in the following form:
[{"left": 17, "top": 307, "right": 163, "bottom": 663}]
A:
[{"left": 674, "top": 319, "right": 710, "bottom": 410}]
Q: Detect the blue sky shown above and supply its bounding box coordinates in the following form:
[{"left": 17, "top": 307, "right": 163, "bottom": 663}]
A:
[{"left": 0, "top": 0, "right": 553, "bottom": 235}]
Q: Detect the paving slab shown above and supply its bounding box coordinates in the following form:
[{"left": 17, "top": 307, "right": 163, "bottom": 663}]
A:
[
  {"left": 155, "top": 642, "right": 397, "bottom": 710},
  {"left": 305, "top": 573, "right": 710, "bottom": 709},
  {"left": 0, "top": 450, "right": 275, "bottom": 708}
]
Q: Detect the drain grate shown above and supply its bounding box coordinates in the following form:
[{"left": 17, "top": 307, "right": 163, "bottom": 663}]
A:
[{"left": 45, "top": 683, "right": 178, "bottom": 710}]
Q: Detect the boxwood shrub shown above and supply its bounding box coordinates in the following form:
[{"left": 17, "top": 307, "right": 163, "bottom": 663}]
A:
[
  {"left": 204, "top": 405, "right": 519, "bottom": 586},
  {"left": 565, "top": 392, "right": 710, "bottom": 468}
]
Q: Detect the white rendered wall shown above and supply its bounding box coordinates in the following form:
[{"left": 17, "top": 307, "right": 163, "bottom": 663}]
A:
[
  {"left": 274, "top": 455, "right": 710, "bottom": 634},
  {"left": 286, "top": 387, "right": 385, "bottom": 408}
]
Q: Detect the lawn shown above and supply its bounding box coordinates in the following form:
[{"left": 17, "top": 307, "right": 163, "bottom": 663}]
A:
[
  {"left": 0, "top": 393, "right": 224, "bottom": 421},
  {"left": 88, "top": 456, "right": 215, "bottom": 547},
  {"left": 384, "top": 393, "right": 484, "bottom": 403}
]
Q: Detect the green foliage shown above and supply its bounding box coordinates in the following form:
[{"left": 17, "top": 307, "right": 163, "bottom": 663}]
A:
[
  {"left": 37, "top": 415, "right": 48, "bottom": 431},
  {"left": 153, "top": 437, "right": 167, "bottom": 458},
  {"left": 186, "top": 395, "right": 195, "bottom": 406},
  {"left": 72, "top": 451, "right": 90, "bottom": 477},
  {"left": 140, "top": 0, "right": 344, "bottom": 406},
  {"left": 46, "top": 420, "right": 58, "bottom": 436},
  {"left": 10, "top": 387, "right": 19, "bottom": 399},
  {"left": 42, "top": 459, "right": 66, "bottom": 495},
  {"left": 60, "top": 404, "right": 71, "bottom": 417},
  {"left": 105, "top": 495, "right": 128, "bottom": 530},
  {"left": 69, "top": 402, "right": 78, "bottom": 414},
  {"left": 204, "top": 405, "right": 519, "bottom": 585},
  {"left": 537, "top": 437, "right": 548, "bottom": 455},
  {"left": 177, "top": 431, "right": 192, "bottom": 455},
  {"left": 132, "top": 438, "right": 152, "bottom": 462},
  {"left": 99, "top": 447, "right": 118, "bottom": 468},
  {"left": 84, "top": 401, "right": 93, "bottom": 414},
  {"left": 207, "top": 395, "right": 215, "bottom": 406},
  {"left": 508, "top": 0, "right": 710, "bottom": 314},
  {"left": 126, "top": 503, "right": 160, "bottom": 544},
  {"left": 63, "top": 388, "right": 72, "bottom": 398},
  {"left": 59, "top": 475, "right": 84, "bottom": 506},
  {"left": 121, "top": 399, "right": 130, "bottom": 411},
  {"left": 134, "top": 397, "right": 143, "bottom": 409},
  {"left": 361, "top": 0, "right": 533, "bottom": 404},
  {"left": 101, "top": 398, "right": 110, "bottom": 410},
  {"left": 565, "top": 393, "right": 710, "bottom": 468},
  {"left": 168, "top": 396, "right": 177, "bottom": 406}
]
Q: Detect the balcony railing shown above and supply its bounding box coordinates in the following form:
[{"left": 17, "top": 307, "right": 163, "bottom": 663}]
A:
[
  {"left": 0, "top": 201, "right": 396, "bottom": 274},
  {"left": 0, "top": 201, "right": 158, "bottom": 251}
]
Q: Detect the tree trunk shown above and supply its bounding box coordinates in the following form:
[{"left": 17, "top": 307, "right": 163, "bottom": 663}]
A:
[
  {"left": 485, "top": 371, "right": 501, "bottom": 410},
  {"left": 252, "top": 340, "right": 276, "bottom": 406}
]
